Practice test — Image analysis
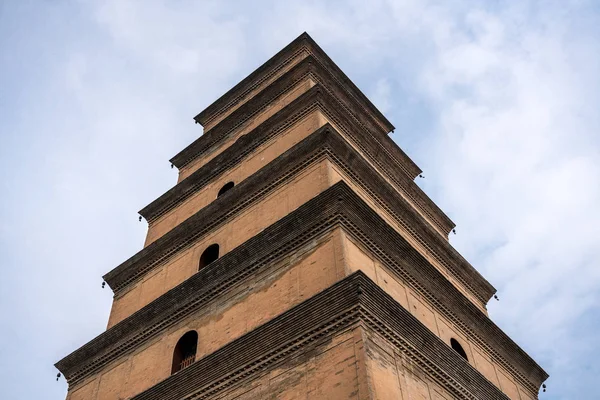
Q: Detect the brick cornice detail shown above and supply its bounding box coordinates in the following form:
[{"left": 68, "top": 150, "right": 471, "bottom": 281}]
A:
[
  {"left": 56, "top": 183, "right": 547, "bottom": 394},
  {"left": 129, "top": 272, "right": 512, "bottom": 400}
]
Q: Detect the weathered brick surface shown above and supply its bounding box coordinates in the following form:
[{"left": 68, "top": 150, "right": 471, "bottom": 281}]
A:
[
  {"left": 109, "top": 160, "right": 330, "bottom": 327},
  {"left": 340, "top": 233, "right": 538, "bottom": 399}
]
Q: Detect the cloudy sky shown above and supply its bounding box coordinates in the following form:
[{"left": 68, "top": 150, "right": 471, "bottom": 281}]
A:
[{"left": 1, "top": 0, "right": 599, "bottom": 398}]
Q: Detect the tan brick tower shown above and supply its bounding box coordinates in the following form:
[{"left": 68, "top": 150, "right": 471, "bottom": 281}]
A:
[{"left": 56, "top": 33, "right": 548, "bottom": 400}]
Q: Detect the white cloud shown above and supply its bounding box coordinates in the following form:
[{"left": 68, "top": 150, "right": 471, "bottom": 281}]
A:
[
  {"left": 2, "top": 1, "right": 599, "bottom": 398},
  {"left": 415, "top": 3, "right": 600, "bottom": 395},
  {"left": 370, "top": 78, "right": 392, "bottom": 114}
]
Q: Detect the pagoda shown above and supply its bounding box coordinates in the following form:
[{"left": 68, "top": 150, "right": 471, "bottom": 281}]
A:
[{"left": 56, "top": 32, "right": 548, "bottom": 400}]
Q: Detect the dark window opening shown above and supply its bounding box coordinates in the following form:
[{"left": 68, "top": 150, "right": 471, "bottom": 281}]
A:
[
  {"left": 199, "top": 244, "right": 219, "bottom": 271},
  {"left": 217, "top": 182, "right": 235, "bottom": 197},
  {"left": 450, "top": 338, "right": 468, "bottom": 361},
  {"left": 171, "top": 331, "right": 198, "bottom": 374}
]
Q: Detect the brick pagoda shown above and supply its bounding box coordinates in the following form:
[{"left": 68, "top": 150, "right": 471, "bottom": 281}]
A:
[{"left": 56, "top": 33, "right": 548, "bottom": 400}]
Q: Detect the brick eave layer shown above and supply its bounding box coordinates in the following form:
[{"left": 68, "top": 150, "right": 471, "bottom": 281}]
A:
[{"left": 130, "top": 272, "right": 522, "bottom": 400}]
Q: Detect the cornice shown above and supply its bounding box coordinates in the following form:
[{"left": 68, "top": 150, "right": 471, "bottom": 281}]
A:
[
  {"left": 171, "top": 52, "right": 420, "bottom": 180},
  {"left": 193, "top": 32, "right": 394, "bottom": 134},
  {"left": 57, "top": 183, "right": 546, "bottom": 394},
  {"left": 119, "top": 125, "right": 481, "bottom": 303},
  {"left": 130, "top": 272, "right": 511, "bottom": 400},
  {"left": 143, "top": 83, "right": 449, "bottom": 234}
]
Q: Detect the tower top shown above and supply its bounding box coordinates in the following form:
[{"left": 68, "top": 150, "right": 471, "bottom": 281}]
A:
[
  {"left": 193, "top": 32, "right": 394, "bottom": 132},
  {"left": 171, "top": 32, "right": 401, "bottom": 171}
]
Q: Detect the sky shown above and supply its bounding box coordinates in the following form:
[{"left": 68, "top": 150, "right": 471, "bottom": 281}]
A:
[{"left": 1, "top": 0, "right": 599, "bottom": 399}]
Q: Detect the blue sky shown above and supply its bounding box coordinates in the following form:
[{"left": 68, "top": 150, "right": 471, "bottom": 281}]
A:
[{"left": 1, "top": 1, "right": 599, "bottom": 399}]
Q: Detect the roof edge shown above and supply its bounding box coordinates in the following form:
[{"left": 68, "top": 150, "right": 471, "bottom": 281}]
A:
[{"left": 193, "top": 32, "right": 394, "bottom": 133}]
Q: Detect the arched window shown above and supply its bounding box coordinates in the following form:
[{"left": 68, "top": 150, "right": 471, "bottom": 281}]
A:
[
  {"left": 217, "top": 181, "right": 235, "bottom": 197},
  {"left": 199, "top": 244, "right": 219, "bottom": 271},
  {"left": 171, "top": 331, "right": 198, "bottom": 374},
  {"left": 450, "top": 338, "right": 468, "bottom": 361}
]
